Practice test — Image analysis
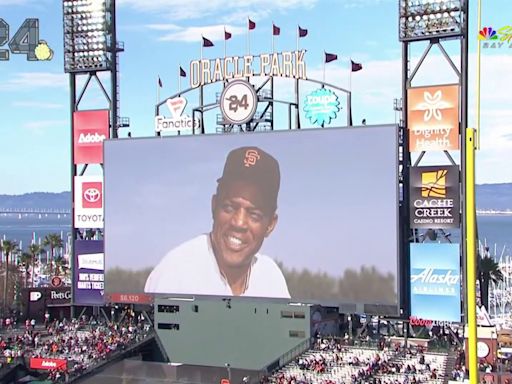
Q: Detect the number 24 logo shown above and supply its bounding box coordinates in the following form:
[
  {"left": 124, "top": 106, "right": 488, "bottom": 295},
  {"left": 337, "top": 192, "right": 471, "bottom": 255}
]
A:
[{"left": 0, "top": 18, "right": 53, "bottom": 61}]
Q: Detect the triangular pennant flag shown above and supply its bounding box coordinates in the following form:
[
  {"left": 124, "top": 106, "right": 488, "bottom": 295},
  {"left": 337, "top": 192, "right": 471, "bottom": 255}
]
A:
[
  {"left": 202, "top": 36, "right": 214, "bottom": 47},
  {"left": 325, "top": 52, "right": 337, "bottom": 63}
]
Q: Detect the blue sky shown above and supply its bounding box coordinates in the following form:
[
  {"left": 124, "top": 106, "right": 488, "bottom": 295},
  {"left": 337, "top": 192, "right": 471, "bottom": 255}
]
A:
[{"left": 0, "top": 0, "right": 511, "bottom": 194}]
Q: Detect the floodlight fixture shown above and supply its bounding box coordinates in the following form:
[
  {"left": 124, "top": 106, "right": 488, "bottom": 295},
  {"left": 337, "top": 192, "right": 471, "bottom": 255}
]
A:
[
  {"left": 399, "top": 0, "right": 464, "bottom": 42},
  {"left": 63, "top": 0, "right": 113, "bottom": 73}
]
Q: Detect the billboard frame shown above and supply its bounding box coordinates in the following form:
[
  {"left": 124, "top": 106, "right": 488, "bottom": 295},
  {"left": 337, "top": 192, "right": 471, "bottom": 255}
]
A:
[{"left": 103, "top": 124, "right": 402, "bottom": 316}]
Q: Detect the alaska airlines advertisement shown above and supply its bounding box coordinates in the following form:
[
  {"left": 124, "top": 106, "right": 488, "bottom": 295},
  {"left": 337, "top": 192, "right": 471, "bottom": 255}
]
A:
[{"left": 410, "top": 243, "right": 461, "bottom": 322}]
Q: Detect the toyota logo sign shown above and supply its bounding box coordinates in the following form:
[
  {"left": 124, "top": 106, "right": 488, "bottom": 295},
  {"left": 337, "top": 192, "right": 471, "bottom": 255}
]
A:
[
  {"left": 84, "top": 188, "right": 101, "bottom": 203},
  {"left": 81, "top": 181, "right": 102, "bottom": 209}
]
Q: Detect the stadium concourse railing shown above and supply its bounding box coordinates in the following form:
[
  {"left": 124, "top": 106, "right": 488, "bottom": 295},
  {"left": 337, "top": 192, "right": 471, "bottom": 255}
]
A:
[{"left": 263, "top": 338, "right": 313, "bottom": 375}]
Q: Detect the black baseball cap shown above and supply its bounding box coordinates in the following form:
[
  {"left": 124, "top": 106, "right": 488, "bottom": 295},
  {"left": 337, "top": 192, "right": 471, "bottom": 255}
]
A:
[{"left": 217, "top": 146, "right": 280, "bottom": 212}]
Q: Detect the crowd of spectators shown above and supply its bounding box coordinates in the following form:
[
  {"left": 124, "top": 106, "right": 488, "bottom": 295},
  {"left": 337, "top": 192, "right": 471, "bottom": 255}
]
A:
[
  {"left": 0, "top": 313, "right": 153, "bottom": 382},
  {"left": 264, "top": 338, "right": 448, "bottom": 384}
]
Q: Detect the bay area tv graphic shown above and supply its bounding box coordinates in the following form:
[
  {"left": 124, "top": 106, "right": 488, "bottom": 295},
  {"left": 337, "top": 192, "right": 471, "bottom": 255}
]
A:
[
  {"left": 104, "top": 125, "right": 400, "bottom": 310},
  {"left": 410, "top": 243, "right": 461, "bottom": 322}
]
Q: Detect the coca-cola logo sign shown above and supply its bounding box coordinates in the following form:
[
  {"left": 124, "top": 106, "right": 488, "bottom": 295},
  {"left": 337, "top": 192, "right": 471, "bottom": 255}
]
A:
[{"left": 409, "top": 316, "right": 453, "bottom": 327}]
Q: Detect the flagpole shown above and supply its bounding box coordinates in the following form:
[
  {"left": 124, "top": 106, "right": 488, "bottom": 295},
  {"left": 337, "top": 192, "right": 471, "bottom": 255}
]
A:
[
  {"left": 349, "top": 59, "right": 352, "bottom": 92},
  {"left": 296, "top": 25, "right": 299, "bottom": 52},
  {"left": 224, "top": 27, "right": 227, "bottom": 58},
  {"left": 247, "top": 18, "right": 250, "bottom": 55},
  {"left": 323, "top": 52, "right": 326, "bottom": 84},
  {"left": 156, "top": 76, "right": 160, "bottom": 105},
  {"left": 178, "top": 65, "right": 181, "bottom": 94},
  {"left": 272, "top": 23, "right": 274, "bottom": 53}
]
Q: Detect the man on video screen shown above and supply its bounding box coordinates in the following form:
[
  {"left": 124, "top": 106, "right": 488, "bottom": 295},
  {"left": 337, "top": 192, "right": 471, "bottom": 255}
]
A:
[{"left": 144, "top": 146, "right": 290, "bottom": 298}]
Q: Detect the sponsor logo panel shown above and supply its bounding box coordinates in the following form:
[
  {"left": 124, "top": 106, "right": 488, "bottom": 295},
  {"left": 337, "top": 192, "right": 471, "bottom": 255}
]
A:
[
  {"left": 74, "top": 176, "right": 104, "bottom": 229},
  {"left": 407, "top": 84, "right": 459, "bottom": 152},
  {"left": 410, "top": 165, "right": 460, "bottom": 228},
  {"left": 74, "top": 240, "right": 105, "bottom": 306},
  {"left": 30, "top": 357, "right": 67, "bottom": 371},
  {"left": 410, "top": 243, "right": 461, "bottom": 322},
  {"left": 73, "top": 109, "right": 109, "bottom": 164}
]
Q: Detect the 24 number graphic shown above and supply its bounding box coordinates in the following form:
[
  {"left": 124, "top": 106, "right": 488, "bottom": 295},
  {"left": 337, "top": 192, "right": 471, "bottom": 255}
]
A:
[
  {"left": 0, "top": 18, "right": 53, "bottom": 61},
  {"left": 227, "top": 94, "right": 249, "bottom": 113}
]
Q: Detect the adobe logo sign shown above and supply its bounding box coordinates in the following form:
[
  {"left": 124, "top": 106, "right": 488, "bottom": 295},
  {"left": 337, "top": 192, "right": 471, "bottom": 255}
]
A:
[
  {"left": 73, "top": 109, "right": 110, "bottom": 164},
  {"left": 74, "top": 176, "right": 104, "bottom": 229}
]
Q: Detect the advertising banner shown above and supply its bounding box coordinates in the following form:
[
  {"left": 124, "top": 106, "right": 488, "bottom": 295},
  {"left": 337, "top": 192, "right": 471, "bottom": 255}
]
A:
[
  {"left": 408, "top": 84, "right": 459, "bottom": 152},
  {"left": 104, "top": 125, "right": 400, "bottom": 312},
  {"left": 410, "top": 165, "right": 460, "bottom": 228},
  {"left": 73, "top": 109, "right": 110, "bottom": 164},
  {"left": 410, "top": 243, "right": 461, "bottom": 322},
  {"left": 108, "top": 292, "right": 154, "bottom": 305},
  {"left": 74, "top": 175, "right": 104, "bottom": 228},
  {"left": 30, "top": 357, "right": 67, "bottom": 371},
  {"left": 74, "top": 240, "right": 104, "bottom": 305}
]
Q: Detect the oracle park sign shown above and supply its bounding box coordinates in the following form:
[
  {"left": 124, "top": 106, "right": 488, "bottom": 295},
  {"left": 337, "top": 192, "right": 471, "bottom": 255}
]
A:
[{"left": 189, "top": 50, "right": 307, "bottom": 88}]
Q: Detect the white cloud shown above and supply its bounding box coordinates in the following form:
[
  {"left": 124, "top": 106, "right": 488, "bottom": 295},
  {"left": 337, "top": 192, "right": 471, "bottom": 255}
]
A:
[
  {"left": 11, "top": 101, "right": 64, "bottom": 109},
  {"left": 157, "top": 24, "right": 246, "bottom": 42},
  {"left": 119, "top": 0, "right": 317, "bottom": 21},
  {"left": 23, "top": 119, "right": 68, "bottom": 135},
  {"left": 0, "top": 72, "right": 67, "bottom": 90}
]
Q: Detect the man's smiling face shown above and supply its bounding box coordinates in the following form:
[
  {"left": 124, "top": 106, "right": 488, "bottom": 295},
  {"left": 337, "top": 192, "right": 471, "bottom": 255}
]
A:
[{"left": 210, "top": 180, "right": 277, "bottom": 270}]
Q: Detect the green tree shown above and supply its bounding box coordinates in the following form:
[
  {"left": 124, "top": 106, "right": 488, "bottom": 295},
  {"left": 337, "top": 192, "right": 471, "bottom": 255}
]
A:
[
  {"left": 1, "top": 239, "right": 19, "bottom": 312},
  {"left": 27, "top": 243, "right": 43, "bottom": 287},
  {"left": 478, "top": 250, "right": 503, "bottom": 310},
  {"left": 43, "top": 234, "right": 63, "bottom": 277}
]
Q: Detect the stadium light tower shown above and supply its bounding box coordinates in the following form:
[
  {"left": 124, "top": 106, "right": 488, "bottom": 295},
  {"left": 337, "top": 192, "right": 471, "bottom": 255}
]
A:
[
  {"left": 398, "top": 0, "right": 471, "bottom": 379},
  {"left": 399, "top": 0, "right": 464, "bottom": 41},
  {"left": 63, "top": 0, "right": 129, "bottom": 319},
  {"left": 63, "top": 0, "right": 112, "bottom": 73}
]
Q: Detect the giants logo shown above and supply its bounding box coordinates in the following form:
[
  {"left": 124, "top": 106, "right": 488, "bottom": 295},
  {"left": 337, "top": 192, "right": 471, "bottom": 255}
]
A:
[
  {"left": 244, "top": 149, "right": 260, "bottom": 167},
  {"left": 82, "top": 182, "right": 102, "bottom": 209},
  {"left": 73, "top": 110, "right": 110, "bottom": 164}
]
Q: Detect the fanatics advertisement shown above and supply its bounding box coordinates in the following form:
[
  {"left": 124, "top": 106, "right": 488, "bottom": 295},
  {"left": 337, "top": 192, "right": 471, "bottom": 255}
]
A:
[
  {"left": 73, "top": 109, "right": 110, "bottom": 164},
  {"left": 74, "top": 240, "right": 105, "bottom": 305},
  {"left": 410, "top": 243, "right": 461, "bottom": 322},
  {"left": 104, "top": 125, "right": 400, "bottom": 311},
  {"left": 407, "top": 84, "right": 460, "bottom": 152},
  {"left": 74, "top": 176, "right": 104, "bottom": 228},
  {"left": 410, "top": 165, "right": 460, "bottom": 228}
]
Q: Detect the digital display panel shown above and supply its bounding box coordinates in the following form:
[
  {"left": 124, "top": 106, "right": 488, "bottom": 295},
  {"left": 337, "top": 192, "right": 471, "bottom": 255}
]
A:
[
  {"left": 104, "top": 126, "right": 399, "bottom": 310},
  {"left": 410, "top": 243, "right": 461, "bottom": 322}
]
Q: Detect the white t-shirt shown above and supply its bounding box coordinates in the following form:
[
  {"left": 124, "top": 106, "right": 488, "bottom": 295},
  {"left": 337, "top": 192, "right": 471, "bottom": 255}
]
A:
[{"left": 144, "top": 234, "right": 290, "bottom": 298}]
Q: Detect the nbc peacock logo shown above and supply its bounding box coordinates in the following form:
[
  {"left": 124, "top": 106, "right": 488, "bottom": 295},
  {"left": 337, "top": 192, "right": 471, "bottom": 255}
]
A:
[{"left": 478, "top": 27, "right": 498, "bottom": 41}]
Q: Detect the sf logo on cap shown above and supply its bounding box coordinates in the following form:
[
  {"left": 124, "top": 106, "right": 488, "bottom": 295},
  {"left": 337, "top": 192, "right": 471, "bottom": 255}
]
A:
[{"left": 244, "top": 149, "right": 260, "bottom": 167}]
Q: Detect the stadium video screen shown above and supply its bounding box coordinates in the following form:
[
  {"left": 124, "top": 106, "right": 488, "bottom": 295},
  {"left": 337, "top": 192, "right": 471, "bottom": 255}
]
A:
[{"left": 104, "top": 125, "right": 399, "bottom": 308}]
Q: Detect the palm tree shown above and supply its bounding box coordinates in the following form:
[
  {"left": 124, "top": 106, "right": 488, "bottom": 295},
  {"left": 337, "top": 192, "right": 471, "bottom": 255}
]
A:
[
  {"left": 478, "top": 249, "right": 504, "bottom": 310},
  {"left": 43, "top": 233, "right": 63, "bottom": 277},
  {"left": 19, "top": 252, "right": 33, "bottom": 288},
  {"left": 53, "top": 256, "right": 68, "bottom": 277},
  {"left": 27, "top": 243, "right": 43, "bottom": 287},
  {"left": 1, "top": 239, "right": 19, "bottom": 312}
]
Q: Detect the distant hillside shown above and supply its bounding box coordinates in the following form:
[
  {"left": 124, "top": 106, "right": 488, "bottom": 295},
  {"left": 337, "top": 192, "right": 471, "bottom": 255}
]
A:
[
  {"left": 0, "top": 183, "right": 510, "bottom": 211},
  {"left": 476, "top": 183, "right": 512, "bottom": 211},
  {"left": 0, "top": 192, "right": 71, "bottom": 210}
]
